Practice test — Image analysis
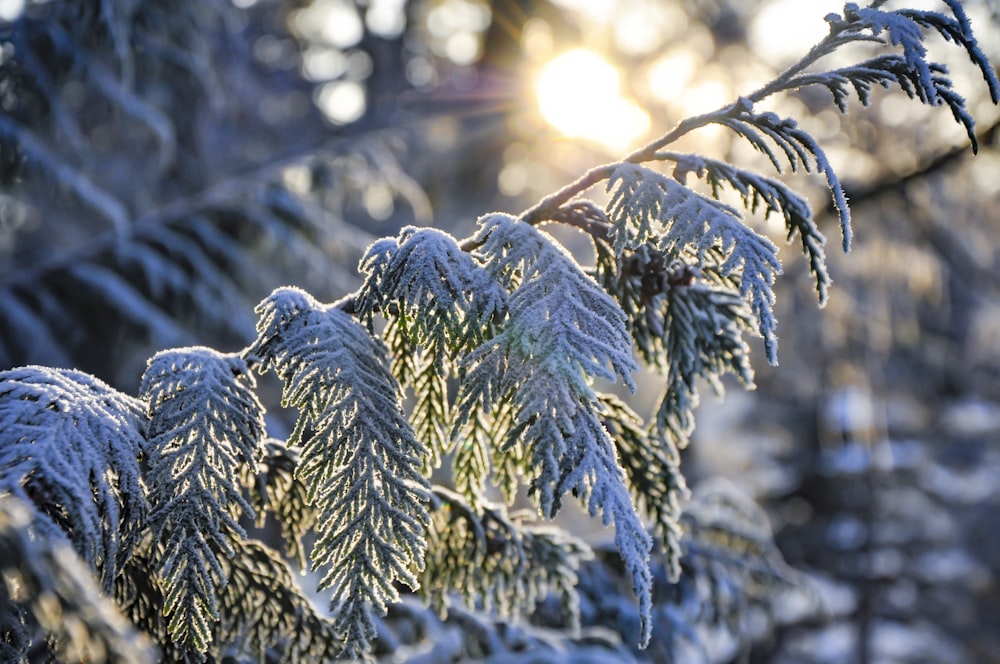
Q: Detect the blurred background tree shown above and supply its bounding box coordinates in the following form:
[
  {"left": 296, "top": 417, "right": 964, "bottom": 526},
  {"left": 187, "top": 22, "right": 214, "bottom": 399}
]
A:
[{"left": 1, "top": 0, "right": 999, "bottom": 662}]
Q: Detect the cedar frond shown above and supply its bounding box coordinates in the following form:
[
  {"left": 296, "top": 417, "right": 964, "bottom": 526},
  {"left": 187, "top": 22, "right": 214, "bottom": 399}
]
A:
[
  {"left": 0, "top": 366, "right": 147, "bottom": 592},
  {"left": 600, "top": 393, "right": 688, "bottom": 583},
  {"left": 247, "top": 286, "right": 430, "bottom": 661},
  {"left": 0, "top": 495, "right": 156, "bottom": 663},
  {"left": 606, "top": 164, "right": 782, "bottom": 363},
  {"left": 419, "top": 487, "right": 592, "bottom": 632},
  {"left": 217, "top": 539, "right": 342, "bottom": 663},
  {"left": 243, "top": 438, "right": 316, "bottom": 570},
  {"left": 357, "top": 227, "right": 507, "bottom": 469},
  {"left": 667, "top": 153, "right": 830, "bottom": 305},
  {"left": 456, "top": 213, "right": 652, "bottom": 644},
  {"left": 141, "top": 347, "right": 265, "bottom": 655}
]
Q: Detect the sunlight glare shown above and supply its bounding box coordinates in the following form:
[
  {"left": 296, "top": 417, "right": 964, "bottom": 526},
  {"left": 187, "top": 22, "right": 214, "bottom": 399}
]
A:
[
  {"left": 426, "top": 0, "right": 490, "bottom": 65},
  {"left": 522, "top": 19, "right": 554, "bottom": 62},
  {"left": 366, "top": 0, "right": 407, "bottom": 39},
  {"left": 681, "top": 79, "right": 730, "bottom": 115},
  {"left": 550, "top": 0, "right": 618, "bottom": 24},
  {"left": 749, "top": 0, "right": 843, "bottom": 64},
  {"left": 445, "top": 32, "right": 481, "bottom": 65},
  {"left": 291, "top": 0, "right": 364, "bottom": 49},
  {"left": 535, "top": 48, "right": 650, "bottom": 152},
  {"left": 646, "top": 51, "right": 697, "bottom": 105},
  {"left": 613, "top": 2, "right": 675, "bottom": 57}
]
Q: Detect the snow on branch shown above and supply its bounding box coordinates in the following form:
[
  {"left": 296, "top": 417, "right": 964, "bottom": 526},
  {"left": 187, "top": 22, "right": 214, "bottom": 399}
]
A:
[
  {"left": 456, "top": 213, "right": 653, "bottom": 645},
  {"left": 820, "top": 2, "right": 1000, "bottom": 152},
  {"left": 0, "top": 495, "right": 156, "bottom": 663},
  {"left": 666, "top": 152, "right": 831, "bottom": 305},
  {"left": 915, "top": 0, "right": 1000, "bottom": 102},
  {"left": 357, "top": 226, "right": 507, "bottom": 361},
  {"left": 247, "top": 286, "right": 430, "bottom": 661},
  {"left": 607, "top": 164, "right": 782, "bottom": 363},
  {"left": 715, "top": 101, "right": 852, "bottom": 255},
  {"left": 594, "top": 236, "right": 753, "bottom": 578},
  {"left": 0, "top": 366, "right": 148, "bottom": 593},
  {"left": 652, "top": 283, "right": 755, "bottom": 447},
  {"left": 140, "top": 347, "right": 265, "bottom": 654},
  {"left": 600, "top": 394, "right": 688, "bottom": 583},
  {"left": 420, "top": 486, "right": 592, "bottom": 631},
  {"left": 835, "top": 2, "right": 998, "bottom": 101},
  {"left": 357, "top": 227, "right": 507, "bottom": 468}
]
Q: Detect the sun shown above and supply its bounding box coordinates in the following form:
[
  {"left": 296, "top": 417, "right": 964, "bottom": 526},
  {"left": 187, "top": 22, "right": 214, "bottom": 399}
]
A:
[{"left": 534, "top": 48, "right": 650, "bottom": 152}]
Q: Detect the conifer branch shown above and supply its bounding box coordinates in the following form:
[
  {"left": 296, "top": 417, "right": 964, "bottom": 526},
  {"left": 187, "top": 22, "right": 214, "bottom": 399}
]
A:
[
  {"left": 1, "top": 3, "right": 997, "bottom": 661},
  {"left": 420, "top": 487, "right": 592, "bottom": 630},
  {"left": 217, "top": 539, "right": 342, "bottom": 663},
  {"left": 0, "top": 367, "right": 148, "bottom": 593},
  {"left": 243, "top": 438, "right": 316, "bottom": 570},
  {"left": 516, "top": 0, "right": 995, "bottom": 241},
  {"left": 140, "top": 347, "right": 265, "bottom": 654},
  {"left": 663, "top": 151, "right": 831, "bottom": 304},
  {"left": 456, "top": 214, "right": 653, "bottom": 643},
  {"left": 0, "top": 496, "right": 156, "bottom": 664},
  {"left": 247, "top": 286, "right": 430, "bottom": 660},
  {"left": 357, "top": 227, "right": 507, "bottom": 470},
  {"left": 606, "top": 164, "right": 782, "bottom": 362}
]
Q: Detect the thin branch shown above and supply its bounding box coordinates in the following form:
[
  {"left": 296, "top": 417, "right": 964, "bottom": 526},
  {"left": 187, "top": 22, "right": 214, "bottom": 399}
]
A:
[
  {"left": 833, "top": 114, "right": 1000, "bottom": 210},
  {"left": 0, "top": 116, "right": 130, "bottom": 236},
  {"left": 744, "top": 33, "right": 885, "bottom": 103},
  {"left": 512, "top": 20, "right": 879, "bottom": 231},
  {"left": 514, "top": 111, "right": 724, "bottom": 230}
]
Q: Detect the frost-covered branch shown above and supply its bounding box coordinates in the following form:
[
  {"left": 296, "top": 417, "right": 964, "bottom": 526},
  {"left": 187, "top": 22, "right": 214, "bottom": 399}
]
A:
[
  {"left": 606, "top": 164, "right": 782, "bottom": 362},
  {"left": 0, "top": 3, "right": 997, "bottom": 662},
  {"left": 455, "top": 214, "right": 655, "bottom": 644},
  {"left": 420, "top": 486, "right": 592, "bottom": 631},
  {"left": 517, "top": 0, "right": 997, "bottom": 235},
  {"left": 247, "top": 286, "right": 430, "bottom": 660},
  {"left": 140, "top": 347, "right": 265, "bottom": 654},
  {"left": 0, "top": 367, "right": 148, "bottom": 592},
  {"left": 0, "top": 496, "right": 156, "bottom": 664}
]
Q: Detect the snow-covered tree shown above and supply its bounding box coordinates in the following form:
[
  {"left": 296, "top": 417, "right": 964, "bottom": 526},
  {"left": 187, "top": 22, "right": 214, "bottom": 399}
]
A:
[{"left": 0, "top": 1, "right": 996, "bottom": 661}]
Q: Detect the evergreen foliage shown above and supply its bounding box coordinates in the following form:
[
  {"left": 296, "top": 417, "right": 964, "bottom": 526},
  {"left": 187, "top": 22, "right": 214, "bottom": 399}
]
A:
[
  {"left": 248, "top": 287, "right": 431, "bottom": 660},
  {"left": 356, "top": 226, "right": 507, "bottom": 469},
  {"left": 140, "top": 347, "right": 265, "bottom": 652},
  {"left": 606, "top": 163, "right": 782, "bottom": 362},
  {"left": 243, "top": 438, "right": 316, "bottom": 570},
  {"left": 0, "top": 1, "right": 997, "bottom": 662},
  {"left": 0, "top": 495, "right": 156, "bottom": 664},
  {"left": 0, "top": 0, "right": 383, "bottom": 382},
  {"left": 419, "top": 487, "right": 591, "bottom": 630},
  {"left": 0, "top": 367, "right": 148, "bottom": 593}
]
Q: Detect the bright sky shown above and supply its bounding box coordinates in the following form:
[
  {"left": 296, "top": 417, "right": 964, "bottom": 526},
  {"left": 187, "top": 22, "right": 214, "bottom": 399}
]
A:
[
  {"left": 532, "top": 0, "right": 854, "bottom": 151},
  {"left": 747, "top": 0, "right": 846, "bottom": 64}
]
